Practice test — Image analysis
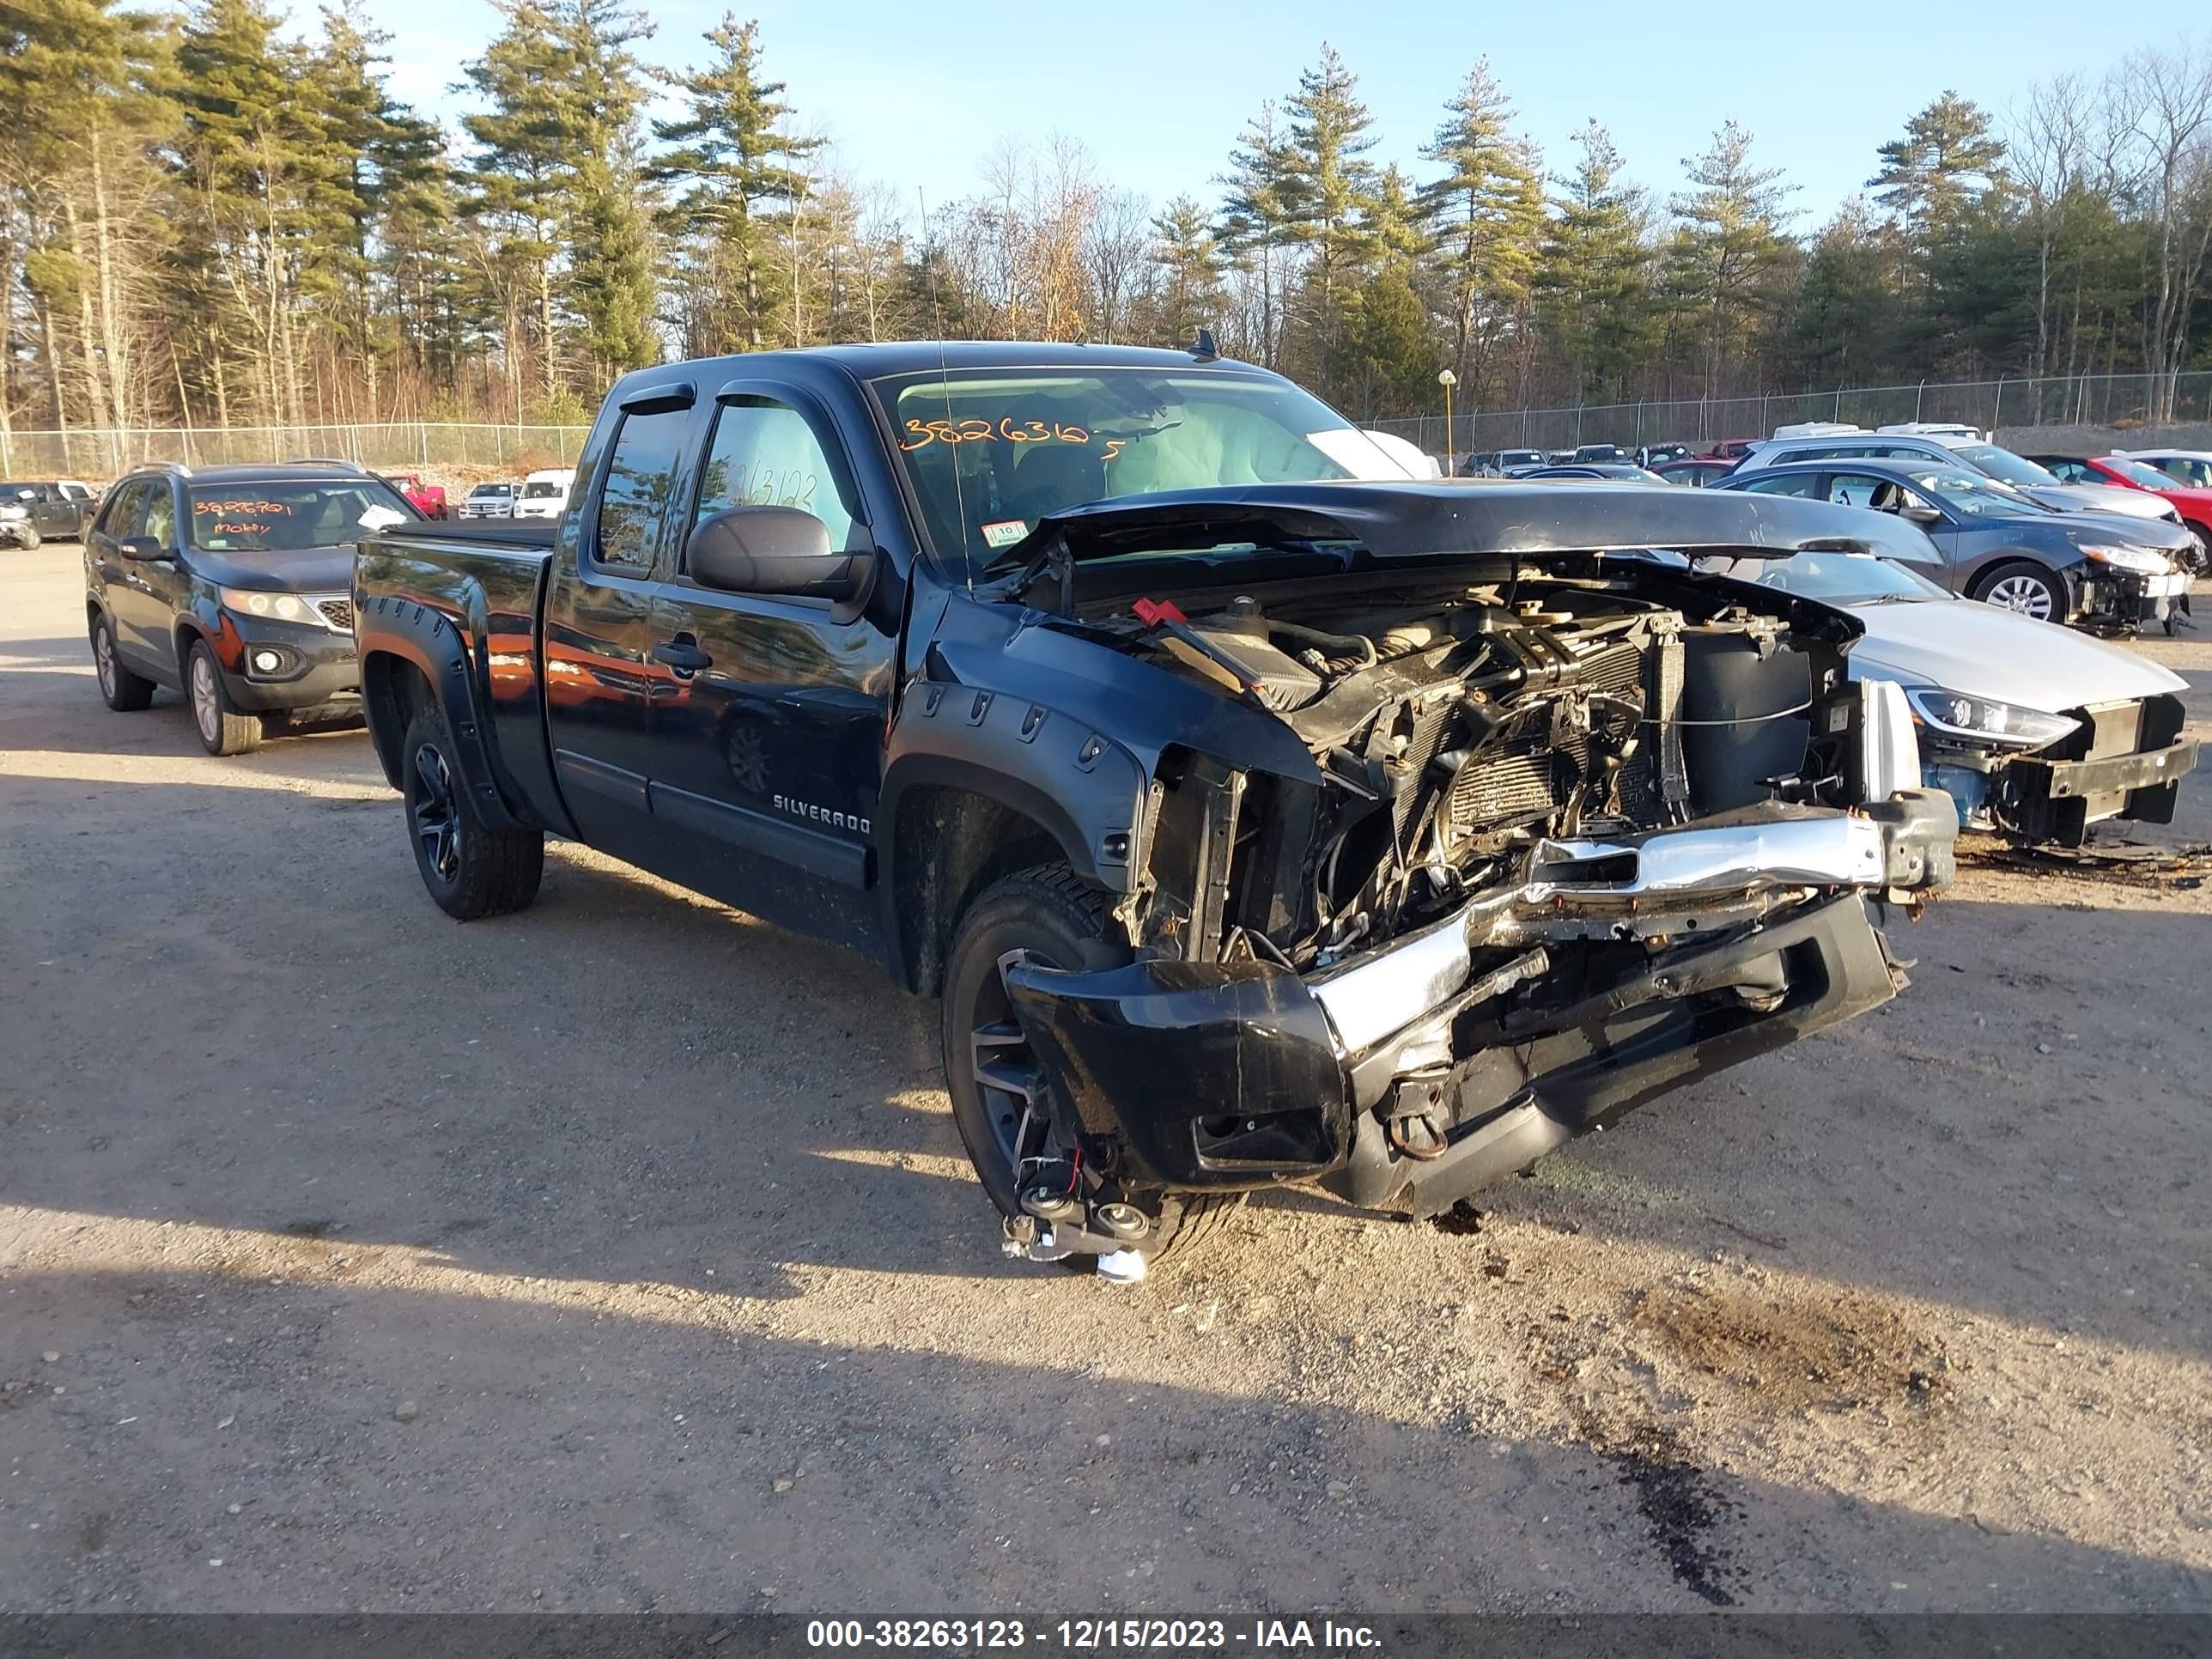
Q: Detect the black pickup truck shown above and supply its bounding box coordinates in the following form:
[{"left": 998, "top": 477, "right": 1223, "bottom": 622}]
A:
[{"left": 356, "top": 342, "right": 1955, "bottom": 1279}]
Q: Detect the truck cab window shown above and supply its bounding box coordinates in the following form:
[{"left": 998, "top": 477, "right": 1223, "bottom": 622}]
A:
[
  {"left": 596, "top": 407, "right": 691, "bottom": 570},
  {"left": 692, "top": 398, "right": 858, "bottom": 553}
]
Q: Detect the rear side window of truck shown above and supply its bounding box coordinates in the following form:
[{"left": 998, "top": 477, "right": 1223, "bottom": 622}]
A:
[{"left": 595, "top": 407, "right": 693, "bottom": 570}]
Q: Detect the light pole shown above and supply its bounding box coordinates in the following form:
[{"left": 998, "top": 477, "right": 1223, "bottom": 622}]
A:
[{"left": 1437, "top": 368, "right": 1457, "bottom": 471}]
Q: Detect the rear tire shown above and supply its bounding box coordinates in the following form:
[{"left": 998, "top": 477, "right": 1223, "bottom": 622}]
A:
[
  {"left": 90, "top": 614, "right": 155, "bottom": 711},
  {"left": 940, "top": 862, "right": 1238, "bottom": 1267},
  {"left": 401, "top": 701, "right": 544, "bottom": 920},
  {"left": 186, "top": 640, "right": 262, "bottom": 755},
  {"left": 1971, "top": 561, "right": 2065, "bottom": 624}
]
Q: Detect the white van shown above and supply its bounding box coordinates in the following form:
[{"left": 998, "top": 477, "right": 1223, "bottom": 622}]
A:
[{"left": 513, "top": 467, "right": 576, "bottom": 520}]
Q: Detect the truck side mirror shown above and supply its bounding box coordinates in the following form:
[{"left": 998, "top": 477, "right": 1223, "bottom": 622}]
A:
[{"left": 685, "top": 505, "right": 869, "bottom": 602}]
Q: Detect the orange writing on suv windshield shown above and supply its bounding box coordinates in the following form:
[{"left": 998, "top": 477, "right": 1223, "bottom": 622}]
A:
[{"left": 194, "top": 499, "right": 294, "bottom": 517}]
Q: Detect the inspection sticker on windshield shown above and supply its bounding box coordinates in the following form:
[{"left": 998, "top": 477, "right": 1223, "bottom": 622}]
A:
[{"left": 981, "top": 520, "right": 1030, "bottom": 549}]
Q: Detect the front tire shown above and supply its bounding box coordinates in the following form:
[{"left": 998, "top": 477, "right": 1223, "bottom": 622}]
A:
[
  {"left": 1972, "top": 562, "right": 2065, "bottom": 624},
  {"left": 186, "top": 640, "right": 262, "bottom": 755},
  {"left": 401, "top": 702, "right": 544, "bottom": 920},
  {"left": 18, "top": 524, "right": 40, "bottom": 551},
  {"left": 90, "top": 614, "right": 155, "bottom": 711},
  {"left": 940, "top": 863, "right": 1237, "bottom": 1267}
]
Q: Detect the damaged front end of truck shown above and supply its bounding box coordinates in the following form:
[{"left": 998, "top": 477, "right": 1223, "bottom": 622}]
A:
[{"left": 931, "top": 483, "right": 1957, "bottom": 1269}]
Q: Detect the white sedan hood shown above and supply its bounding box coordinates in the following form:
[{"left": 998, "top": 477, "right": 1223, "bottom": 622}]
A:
[
  {"left": 1845, "top": 597, "right": 2187, "bottom": 711},
  {"left": 2025, "top": 482, "right": 2175, "bottom": 521}
]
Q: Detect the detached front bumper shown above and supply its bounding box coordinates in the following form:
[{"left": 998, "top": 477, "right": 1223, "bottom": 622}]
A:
[
  {"left": 1005, "top": 793, "right": 1955, "bottom": 1212},
  {"left": 1991, "top": 694, "right": 2198, "bottom": 844},
  {"left": 2080, "top": 567, "right": 2191, "bottom": 629}
]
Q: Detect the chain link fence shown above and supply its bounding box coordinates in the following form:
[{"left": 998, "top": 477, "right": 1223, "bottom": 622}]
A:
[
  {"left": 1367, "top": 372, "right": 2212, "bottom": 459},
  {"left": 12, "top": 371, "right": 2212, "bottom": 479},
  {"left": 0, "top": 422, "right": 594, "bottom": 481}
]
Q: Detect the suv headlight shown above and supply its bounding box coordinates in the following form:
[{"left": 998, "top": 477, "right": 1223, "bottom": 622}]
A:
[
  {"left": 2075, "top": 542, "right": 2174, "bottom": 575},
  {"left": 1906, "top": 687, "right": 2081, "bottom": 750},
  {"left": 220, "top": 586, "right": 329, "bottom": 625}
]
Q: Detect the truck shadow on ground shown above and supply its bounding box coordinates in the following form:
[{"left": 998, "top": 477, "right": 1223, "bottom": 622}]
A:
[
  {"left": 2, "top": 754, "right": 2205, "bottom": 1370},
  {"left": 3, "top": 1262, "right": 2207, "bottom": 1615}
]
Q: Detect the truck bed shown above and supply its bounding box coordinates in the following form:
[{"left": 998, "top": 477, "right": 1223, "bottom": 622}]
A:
[{"left": 353, "top": 522, "right": 571, "bottom": 836}]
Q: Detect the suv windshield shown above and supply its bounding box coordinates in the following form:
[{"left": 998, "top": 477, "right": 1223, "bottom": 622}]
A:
[
  {"left": 188, "top": 479, "right": 416, "bottom": 551},
  {"left": 1953, "top": 444, "right": 2057, "bottom": 487},
  {"left": 869, "top": 368, "right": 1412, "bottom": 572},
  {"left": 1707, "top": 550, "right": 1950, "bottom": 605}
]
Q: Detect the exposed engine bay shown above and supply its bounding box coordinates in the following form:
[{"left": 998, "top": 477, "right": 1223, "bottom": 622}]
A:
[{"left": 1104, "top": 574, "right": 1855, "bottom": 972}]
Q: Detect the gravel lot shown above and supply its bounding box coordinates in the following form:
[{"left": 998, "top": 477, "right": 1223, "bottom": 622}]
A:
[{"left": 3, "top": 544, "right": 2208, "bottom": 1614}]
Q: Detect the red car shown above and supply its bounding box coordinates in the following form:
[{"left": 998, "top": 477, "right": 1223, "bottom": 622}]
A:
[
  {"left": 1697, "top": 437, "right": 1759, "bottom": 462},
  {"left": 2027, "top": 453, "right": 2212, "bottom": 557},
  {"left": 384, "top": 472, "right": 447, "bottom": 520}
]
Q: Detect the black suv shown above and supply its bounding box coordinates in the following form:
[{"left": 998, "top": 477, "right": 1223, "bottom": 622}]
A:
[{"left": 84, "top": 461, "right": 421, "bottom": 754}]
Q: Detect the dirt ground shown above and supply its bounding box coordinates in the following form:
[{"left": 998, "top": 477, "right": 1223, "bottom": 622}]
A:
[{"left": 3, "top": 543, "right": 2208, "bottom": 1615}]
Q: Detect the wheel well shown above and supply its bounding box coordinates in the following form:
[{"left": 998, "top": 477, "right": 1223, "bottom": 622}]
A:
[
  {"left": 891, "top": 785, "right": 1073, "bottom": 997},
  {"left": 362, "top": 652, "right": 434, "bottom": 791}
]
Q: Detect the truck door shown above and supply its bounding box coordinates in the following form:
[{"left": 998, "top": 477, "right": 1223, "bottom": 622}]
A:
[
  {"left": 542, "top": 382, "right": 708, "bottom": 860},
  {"left": 638, "top": 380, "right": 895, "bottom": 947}
]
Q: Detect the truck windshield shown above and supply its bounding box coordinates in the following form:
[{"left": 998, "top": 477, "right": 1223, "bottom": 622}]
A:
[
  {"left": 188, "top": 480, "right": 416, "bottom": 550},
  {"left": 869, "top": 368, "right": 1413, "bottom": 574}
]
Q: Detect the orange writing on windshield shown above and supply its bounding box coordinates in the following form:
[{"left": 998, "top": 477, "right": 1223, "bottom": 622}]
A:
[
  {"left": 899, "top": 418, "right": 1125, "bottom": 463},
  {"left": 194, "top": 499, "right": 295, "bottom": 517}
]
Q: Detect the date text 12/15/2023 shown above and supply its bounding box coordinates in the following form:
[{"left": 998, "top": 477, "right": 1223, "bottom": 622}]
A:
[{"left": 804, "top": 1620, "right": 1384, "bottom": 1650}]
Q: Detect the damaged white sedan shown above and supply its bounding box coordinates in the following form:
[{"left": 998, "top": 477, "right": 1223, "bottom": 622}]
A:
[{"left": 1697, "top": 544, "right": 2199, "bottom": 847}]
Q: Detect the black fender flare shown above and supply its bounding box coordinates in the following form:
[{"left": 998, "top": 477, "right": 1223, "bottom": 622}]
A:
[
  {"left": 357, "top": 593, "right": 525, "bottom": 830},
  {"left": 878, "top": 681, "right": 1154, "bottom": 965}
]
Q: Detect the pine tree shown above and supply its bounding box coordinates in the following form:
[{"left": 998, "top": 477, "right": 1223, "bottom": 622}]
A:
[
  {"left": 651, "top": 15, "right": 817, "bottom": 355},
  {"left": 1870, "top": 91, "right": 2008, "bottom": 255},
  {"left": 1785, "top": 200, "right": 1895, "bottom": 385},
  {"left": 1280, "top": 41, "right": 1381, "bottom": 368},
  {"left": 1420, "top": 60, "right": 1543, "bottom": 399},
  {"left": 1151, "top": 195, "right": 1224, "bottom": 347},
  {"left": 1663, "top": 118, "right": 1795, "bottom": 400},
  {"left": 553, "top": 0, "right": 659, "bottom": 380},
  {"left": 0, "top": 0, "right": 174, "bottom": 430},
  {"left": 1533, "top": 121, "right": 1656, "bottom": 404},
  {"left": 1215, "top": 100, "right": 1296, "bottom": 368},
  {"left": 172, "top": 0, "right": 343, "bottom": 425}
]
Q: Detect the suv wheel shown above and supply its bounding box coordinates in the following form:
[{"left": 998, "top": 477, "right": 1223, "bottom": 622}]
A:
[
  {"left": 90, "top": 614, "right": 155, "bottom": 711},
  {"left": 1972, "top": 562, "right": 2063, "bottom": 623},
  {"left": 401, "top": 702, "right": 544, "bottom": 920},
  {"left": 186, "top": 639, "right": 263, "bottom": 755},
  {"left": 940, "top": 862, "right": 1239, "bottom": 1268}
]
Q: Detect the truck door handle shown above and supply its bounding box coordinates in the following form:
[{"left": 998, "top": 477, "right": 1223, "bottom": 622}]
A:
[{"left": 653, "top": 638, "right": 712, "bottom": 674}]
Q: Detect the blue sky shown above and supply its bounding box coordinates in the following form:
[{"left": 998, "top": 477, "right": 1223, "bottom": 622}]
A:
[{"left": 363, "top": 0, "right": 2141, "bottom": 227}]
